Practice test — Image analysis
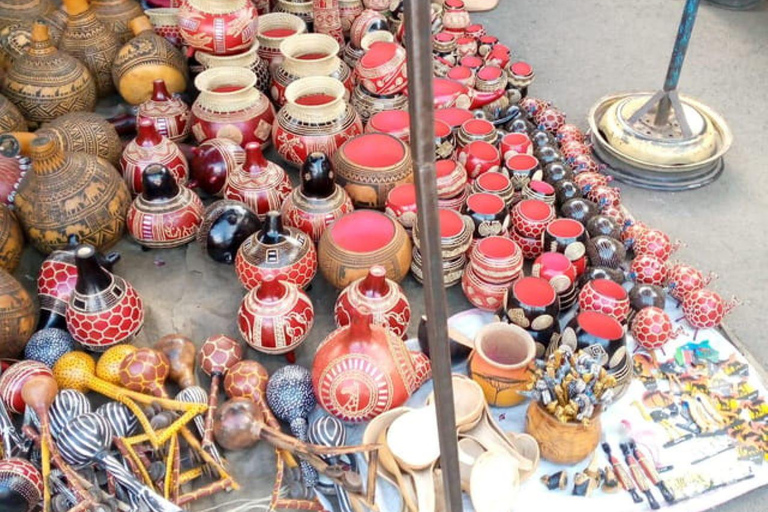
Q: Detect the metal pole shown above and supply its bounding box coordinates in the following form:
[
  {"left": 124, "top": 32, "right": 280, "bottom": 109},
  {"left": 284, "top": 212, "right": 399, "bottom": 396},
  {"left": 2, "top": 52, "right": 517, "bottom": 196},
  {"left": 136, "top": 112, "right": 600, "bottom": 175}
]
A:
[
  {"left": 403, "top": 1, "right": 463, "bottom": 512},
  {"left": 654, "top": 0, "right": 700, "bottom": 125}
]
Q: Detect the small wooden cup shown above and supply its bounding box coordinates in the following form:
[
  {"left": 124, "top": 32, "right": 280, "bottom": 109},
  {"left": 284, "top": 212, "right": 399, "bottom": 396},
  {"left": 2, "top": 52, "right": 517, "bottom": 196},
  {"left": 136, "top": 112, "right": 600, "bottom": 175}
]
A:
[{"left": 524, "top": 401, "right": 601, "bottom": 464}]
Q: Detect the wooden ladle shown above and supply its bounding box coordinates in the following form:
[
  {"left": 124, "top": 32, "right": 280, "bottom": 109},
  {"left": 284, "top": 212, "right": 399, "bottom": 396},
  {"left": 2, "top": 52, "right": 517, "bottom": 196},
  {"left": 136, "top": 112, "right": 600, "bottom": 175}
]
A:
[
  {"left": 376, "top": 429, "right": 418, "bottom": 512},
  {"left": 386, "top": 406, "right": 441, "bottom": 512},
  {"left": 469, "top": 450, "right": 520, "bottom": 512}
]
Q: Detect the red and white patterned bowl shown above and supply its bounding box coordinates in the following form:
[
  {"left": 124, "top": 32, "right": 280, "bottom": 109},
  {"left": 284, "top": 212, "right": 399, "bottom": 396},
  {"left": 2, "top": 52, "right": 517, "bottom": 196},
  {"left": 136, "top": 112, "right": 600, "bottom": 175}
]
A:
[
  {"left": 511, "top": 199, "right": 555, "bottom": 239},
  {"left": 578, "top": 278, "right": 630, "bottom": 324}
]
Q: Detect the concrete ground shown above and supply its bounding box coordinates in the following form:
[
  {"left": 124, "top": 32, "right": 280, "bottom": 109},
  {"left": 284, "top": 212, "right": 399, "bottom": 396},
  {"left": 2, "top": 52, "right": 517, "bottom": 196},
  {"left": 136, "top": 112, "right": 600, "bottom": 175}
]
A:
[
  {"left": 473, "top": 1, "right": 768, "bottom": 510},
  {"left": 10, "top": 0, "right": 767, "bottom": 510}
]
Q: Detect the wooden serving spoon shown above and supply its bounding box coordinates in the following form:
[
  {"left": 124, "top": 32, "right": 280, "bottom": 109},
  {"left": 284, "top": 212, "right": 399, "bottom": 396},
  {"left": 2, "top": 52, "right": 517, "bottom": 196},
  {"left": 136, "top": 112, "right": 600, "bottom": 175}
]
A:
[
  {"left": 386, "top": 406, "right": 441, "bottom": 512},
  {"left": 469, "top": 450, "right": 520, "bottom": 512},
  {"left": 376, "top": 429, "right": 418, "bottom": 512},
  {"left": 458, "top": 437, "right": 486, "bottom": 493}
]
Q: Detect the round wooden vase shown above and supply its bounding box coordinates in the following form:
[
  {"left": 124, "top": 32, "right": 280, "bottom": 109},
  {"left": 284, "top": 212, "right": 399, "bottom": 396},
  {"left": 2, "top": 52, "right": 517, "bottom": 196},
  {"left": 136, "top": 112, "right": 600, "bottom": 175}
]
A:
[
  {"left": 333, "top": 133, "right": 413, "bottom": 209},
  {"left": 14, "top": 137, "right": 130, "bottom": 254},
  {"left": 0, "top": 0, "right": 52, "bottom": 29},
  {"left": 525, "top": 401, "right": 601, "bottom": 464},
  {"left": 235, "top": 211, "right": 317, "bottom": 290},
  {"left": 0, "top": 204, "right": 22, "bottom": 272},
  {"left": 223, "top": 142, "right": 292, "bottom": 220},
  {"left": 280, "top": 152, "right": 353, "bottom": 242},
  {"left": 91, "top": 0, "right": 143, "bottom": 43},
  {"left": 191, "top": 67, "right": 276, "bottom": 147},
  {"left": 255, "top": 12, "right": 308, "bottom": 67},
  {"left": 126, "top": 164, "right": 204, "bottom": 248},
  {"left": 59, "top": 0, "right": 120, "bottom": 98},
  {"left": 0, "top": 92, "right": 26, "bottom": 132},
  {"left": 1, "top": 22, "right": 96, "bottom": 125},
  {"left": 137, "top": 79, "right": 191, "bottom": 143},
  {"left": 0, "top": 268, "right": 36, "bottom": 358},
  {"left": 318, "top": 210, "right": 412, "bottom": 289},
  {"left": 112, "top": 15, "right": 188, "bottom": 105},
  {"left": 178, "top": 0, "right": 258, "bottom": 56},
  {"left": 121, "top": 118, "right": 189, "bottom": 196},
  {"left": 5, "top": 112, "right": 123, "bottom": 166},
  {"left": 334, "top": 265, "right": 410, "bottom": 339},
  {"left": 190, "top": 138, "right": 244, "bottom": 196},
  {"left": 312, "top": 310, "right": 431, "bottom": 422},
  {"left": 196, "top": 42, "right": 271, "bottom": 96},
  {"left": 237, "top": 276, "right": 314, "bottom": 355},
  {"left": 272, "top": 76, "right": 363, "bottom": 167},
  {"left": 65, "top": 244, "right": 144, "bottom": 351},
  {"left": 271, "top": 33, "right": 353, "bottom": 106}
]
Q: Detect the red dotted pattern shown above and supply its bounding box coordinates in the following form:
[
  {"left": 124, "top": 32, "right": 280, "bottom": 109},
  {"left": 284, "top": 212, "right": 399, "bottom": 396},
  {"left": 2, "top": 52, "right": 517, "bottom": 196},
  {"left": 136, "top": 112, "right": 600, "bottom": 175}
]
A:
[
  {"left": 534, "top": 107, "right": 566, "bottom": 132},
  {"left": 667, "top": 263, "right": 707, "bottom": 302},
  {"left": 587, "top": 185, "right": 621, "bottom": 208},
  {"left": 198, "top": 335, "right": 243, "bottom": 376},
  {"left": 634, "top": 228, "right": 675, "bottom": 262},
  {"left": 0, "top": 458, "right": 43, "bottom": 503},
  {"left": 600, "top": 204, "right": 626, "bottom": 226},
  {"left": 234, "top": 243, "right": 317, "bottom": 290},
  {"left": 631, "top": 306, "right": 674, "bottom": 350},
  {"left": 578, "top": 282, "right": 630, "bottom": 323},
  {"left": 683, "top": 289, "right": 728, "bottom": 329},
  {"left": 510, "top": 229, "right": 544, "bottom": 260},
  {"left": 560, "top": 140, "right": 591, "bottom": 160},
  {"left": 556, "top": 124, "right": 586, "bottom": 144},
  {"left": 66, "top": 285, "right": 144, "bottom": 351},
  {"left": 0, "top": 361, "right": 52, "bottom": 414},
  {"left": 571, "top": 154, "right": 600, "bottom": 174},
  {"left": 630, "top": 254, "right": 668, "bottom": 286},
  {"left": 37, "top": 260, "right": 77, "bottom": 306}
]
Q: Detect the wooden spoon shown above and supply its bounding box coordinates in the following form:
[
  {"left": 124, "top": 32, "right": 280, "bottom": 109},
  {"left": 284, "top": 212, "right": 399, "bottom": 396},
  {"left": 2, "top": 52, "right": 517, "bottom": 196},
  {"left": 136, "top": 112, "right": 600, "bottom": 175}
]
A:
[
  {"left": 503, "top": 432, "right": 540, "bottom": 481},
  {"left": 458, "top": 437, "right": 486, "bottom": 493},
  {"left": 377, "top": 428, "right": 418, "bottom": 512},
  {"left": 469, "top": 450, "right": 520, "bottom": 512},
  {"left": 387, "top": 406, "right": 441, "bottom": 512}
]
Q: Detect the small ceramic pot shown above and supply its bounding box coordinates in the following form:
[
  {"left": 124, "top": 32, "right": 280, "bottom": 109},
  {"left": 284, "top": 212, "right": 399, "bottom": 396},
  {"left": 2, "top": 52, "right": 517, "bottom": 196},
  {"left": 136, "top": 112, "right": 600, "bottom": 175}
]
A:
[
  {"left": 435, "top": 159, "right": 468, "bottom": 199},
  {"left": 385, "top": 183, "right": 417, "bottom": 231},
  {"left": 469, "top": 235, "right": 523, "bottom": 284},
  {"left": 441, "top": 0, "right": 470, "bottom": 34},
  {"left": 463, "top": 193, "right": 509, "bottom": 240},
  {"left": 136, "top": 79, "right": 190, "bottom": 143},
  {"left": 190, "top": 138, "right": 245, "bottom": 197},
  {"left": 334, "top": 265, "right": 410, "bottom": 339},
  {"left": 178, "top": 0, "right": 258, "bottom": 55},
  {"left": 511, "top": 199, "right": 555, "bottom": 239},
  {"left": 438, "top": 187, "right": 469, "bottom": 212},
  {"left": 560, "top": 311, "right": 626, "bottom": 367},
  {"left": 503, "top": 276, "right": 559, "bottom": 332},
  {"left": 560, "top": 197, "right": 600, "bottom": 224},
  {"left": 633, "top": 228, "right": 680, "bottom": 262},
  {"left": 256, "top": 12, "right": 308, "bottom": 67},
  {"left": 470, "top": 172, "right": 514, "bottom": 208},
  {"left": 544, "top": 218, "right": 587, "bottom": 259},
  {"left": 355, "top": 41, "right": 407, "bottom": 96},
  {"left": 532, "top": 252, "right": 577, "bottom": 293},
  {"left": 338, "top": 0, "right": 364, "bottom": 37},
  {"left": 191, "top": 67, "right": 276, "bottom": 147},
  {"left": 446, "top": 65, "right": 475, "bottom": 88},
  {"left": 196, "top": 42, "right": 272, "bottom": 97},
  {"left": 505, "top": 154, "right": 540, "bottom": 190},
  {"left": 521, "top": 180, "right": 556, "bottom": 206},
  {"left": 630, "top": 254, "right": 668, "bottom": 286},
  {"left": 349, "top": 9, "right": 388, "bottom": 49},
  {"left": 468, "top": 322, "right": 535, "bottom": 407},
  {"left": 510, "top": 229, "right": 544, "bottom": 260},
  {"left": 507, "top": 61, "right": 535, "bottom": 96},
  {"left": 238, "top": 276, "right": 314, "bottom": 355},
  {"left": 500, "top": 132, "right": 533, "bottom": 161},
  {"left": 554, "top": 180, "right": 582, "bottom": 206},
  {"left": 350, "top": 83, "right": 409, "bottom": 124},
  {"left": 273, "top": 76, "right": 364, "bottom": 167},
  {"left": 586, "top": 235, "right": 626, "bottom": 269},
  {"left": 631, "top": 307, "right": 682, "bottom": 351},
  {"left": 457, "top": 140, "right": 501, "bottom": 181},
  {"left": 456, "top": 36, "right": 477, "bottom": 59},
  {"left": 235, "top": 212, "right": 317, "bottom": 290},
  {"left": 541, "top": 162, "right": 573, "bottom": 185},
  {"left": 222, "top": 142, "right": 292, "bottom": 220},
  {"left": 318, "top": 210, "right": 412, "bottom": 289},
  {"left": 667, "top": 262, "right": 715, "bottom": 302},
  {"left": 413, "top": 208, "right": 473, "bottom": 260},
  {"left": 366, "top": 109, "right": 410, "bottom": 141},
  {"left": 146, "top": 8, "right": 183, "bottom": 48},
  {"left": 682, "top": 289, "right": 738, "bottom": 330},
  {"left": 120, "top": 118, "right": 188, "bottom": 196},
  {"left": 586, "top": 215, "right": 622, "bottom": 241},
  {"left": 333, "top": 132, "right": 412, "bottom": 209},
  {"left": 461, "top": 264, "right": 510, "bottom": 312},
  {"left": 435, "top": 107, "right": 474, "bottom": 132},
  {"left": 126, "top": 164, "right": 204, "bottom": 249},
  {"left": 271, "top": 33, "right": 353, "bottom": 106},
  {"left": 456, "top": 118, "right": 498, "bottom": 149},
  {"left": 434, "top": 119, "right": 455, "bottom": 160},
  {"left": 281, "top": 152, "right": 354, "bottom": 243},
  {"left": 197, "top": 199, "right": 260, "bottom": 264},
  {"left": 525, "top": 401, "right": 600, "bottom": 465},
  {"left": 578, "top": 278, "right": 630, "bottom": 323}
]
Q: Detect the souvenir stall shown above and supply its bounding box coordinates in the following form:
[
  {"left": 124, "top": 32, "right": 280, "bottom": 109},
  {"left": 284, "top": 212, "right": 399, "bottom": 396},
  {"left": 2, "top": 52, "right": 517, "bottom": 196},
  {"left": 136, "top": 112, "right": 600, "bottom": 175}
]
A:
[{"left": 0, "top": 0, "right": 763, "bottom": 511}]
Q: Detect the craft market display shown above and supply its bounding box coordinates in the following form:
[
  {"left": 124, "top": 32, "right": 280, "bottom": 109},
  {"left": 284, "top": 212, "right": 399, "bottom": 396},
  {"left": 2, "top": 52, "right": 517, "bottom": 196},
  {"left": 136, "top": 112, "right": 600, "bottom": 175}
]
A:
[{"left": 0, "top": 1, "right": 763, "bottom": 512}]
